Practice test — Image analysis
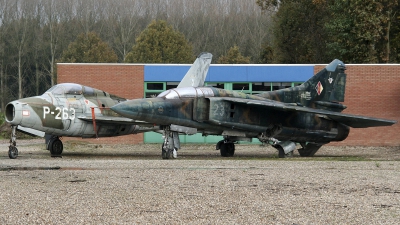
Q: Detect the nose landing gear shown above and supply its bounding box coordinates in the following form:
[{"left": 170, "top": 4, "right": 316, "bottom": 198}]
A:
[
  {"left": 161, "top": 126, "right": 179, "bottom": 159},
  {"left": 8, "top": 126, "right": 18, "bottom": 159}
]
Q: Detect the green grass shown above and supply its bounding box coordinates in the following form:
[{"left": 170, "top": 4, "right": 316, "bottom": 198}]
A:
[
  {"left": 0, "top": 112, "right": 4, "bottom": 125},
  {"left": 0, "top": 111, "right": 39, "bottom": 140},
  {"left": 0, "top": 111, "right": 8, "bottom": 139}
]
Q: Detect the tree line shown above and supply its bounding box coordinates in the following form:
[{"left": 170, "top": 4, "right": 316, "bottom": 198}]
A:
[
  {"left": 257, "top": 0, "right": 400, "bottom": 64},
  {"left": 0, "top": 0, "right": 272, "bottom": 110},
  {"left": 1, "top": 0, "right": 399, "bottom": 112}
]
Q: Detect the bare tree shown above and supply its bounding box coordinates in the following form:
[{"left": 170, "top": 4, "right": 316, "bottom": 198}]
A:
[
  {"left": 74, "top": 0, "right": 107, "bottom": 35},
  {"left": 0, "top": 0, "right": 12, "bottom": 110},
  {"left": 106, "top": 0, "right": 147, "bottom": 61},
  {"left": 42, "top": 0, "right": 72, "bottom": 86},
  {"left": 7, "top": 0, "right": 36, "bottom": 99},
  {"left": 0, "top": 0, "right": 275, "bottom": 106}
]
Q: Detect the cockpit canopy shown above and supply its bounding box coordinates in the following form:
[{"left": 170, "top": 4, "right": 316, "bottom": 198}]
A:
[
  {"left": 157, "top": 87, "right": 214, "bottom": 99},
  {"left": 45, "top": 83, "right": 95, "bottom": 96}
]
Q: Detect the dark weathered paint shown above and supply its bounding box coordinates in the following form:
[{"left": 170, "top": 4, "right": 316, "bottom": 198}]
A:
[{"left": 111, "top": 59, "right": 395, "bottom": 147}]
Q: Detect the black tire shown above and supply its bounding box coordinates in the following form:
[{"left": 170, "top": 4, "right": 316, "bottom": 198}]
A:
[
  {"left": 278, "top": 146, "right": 285, "bottom": 158},
  {"left": 47, "top": 138, "right": 55, "bottom": 151},
  {"left": 8, "top": 146, "right": 18, "bottom": 159},
  {"left": 220, "top": 143, "right": 235, "bottom": 157},
  {"left": 220, "top": 143, "right": 228, "bottom": 157},
  {"left": 50, "top": 139, "right": 63, "bottom": 155},
  {"left": 161, "top": 143, "right": 172, "bottom": 159},
  {"left": 216, "top": 140, "right": 224, "bottom": 150},
  {"left": 45, "top": 135, "right": 56, "bottom": 150},
  {"left": 161, "top": 143, "right": 166, "bottom": 159},
  {"left": 298, "top": 143, "right": 321, "bottom": 157},
  {"left": 226, "top": 143, "right": 235, "bottom": 157},
  {"left": 162, "top": 149, "right": 167, "bottom": 159},
  {"left": 166, "top": 149, "right": 172, "bottom": 159},
  {"left": 277, "top": 146, "right": 294, "bottom": 158}
]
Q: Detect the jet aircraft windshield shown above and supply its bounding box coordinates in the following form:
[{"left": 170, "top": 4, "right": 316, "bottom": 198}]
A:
[
  {"left": 157, "top": 87, "right": 214, "bottom": 99},
  {"left": 158, "top": 90, "right": 179, "bottom": 99},
  {"left": 45, "top": 83, "right": 83, "bottom": 95}
]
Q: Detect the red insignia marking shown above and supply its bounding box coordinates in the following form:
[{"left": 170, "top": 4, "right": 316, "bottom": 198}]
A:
[
  {"left": 22, "top": 110, "right": 30, "bottom": 116},
  {"left": 315, "top": 81, "right": 323, "bottom": 95}
]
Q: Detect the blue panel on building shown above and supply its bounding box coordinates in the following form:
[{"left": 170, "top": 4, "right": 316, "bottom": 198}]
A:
[
  {"left": 145, "top": 65, "right": 315, "bottom": 82},
  {"left": 145, "top": 65, "right": 191, "bottom": 82},
  {"left": 246, "top": 66, "right": 314, "bottom": 82},
  {"left": 206, "top": 66, "right": 248, "bottom": 82}
]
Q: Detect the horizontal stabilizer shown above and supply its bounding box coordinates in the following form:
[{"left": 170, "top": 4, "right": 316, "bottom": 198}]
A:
[
  {"left": 325, "top": 114, "right": 395, "bottom": 128},
  {"left": 213, "top": 97, "right": 397, "bottom": 128}
]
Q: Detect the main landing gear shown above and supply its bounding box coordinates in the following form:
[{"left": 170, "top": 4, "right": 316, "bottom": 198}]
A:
[
  {"left": 257, "top": 133, "right": 297, "bottom": 158},
  {"left": 46, "top": 135, "right": 63, "bottom": 157},
  {"left": 8, "top": 126, "right": 18, "bottom": 159},
  {"left": 298, "top": 142, "right": 322, "bottom": 157},
  {"left": 272, "top": 141, "right": 296, "bottom": 158},
  {"left": 215, "top": 134, "right": 324, "bottom": 158},
  {"left": 216, "top": 139, "right": 235, "bottom": 157},
  {"left": 215, "top": 137, "right": 297, "bottom": 158}
]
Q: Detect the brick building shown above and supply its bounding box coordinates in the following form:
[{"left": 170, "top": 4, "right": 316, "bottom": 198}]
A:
[{"left": 57, "top": 62, "right": 400, "bottom": 146}]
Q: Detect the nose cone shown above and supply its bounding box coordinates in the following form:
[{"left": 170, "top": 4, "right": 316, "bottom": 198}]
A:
[
  {"left": 5, "top": 101, "right": 23, "bottom": 125},
  {"left": 111, "top": 100, "right": 141, "bottom": 119},
  {"left": 111, "top": 98, "right": 161, "bottom": 122},
  {"left": 5, "top": 96, "right": 48, "bottom": 127}
]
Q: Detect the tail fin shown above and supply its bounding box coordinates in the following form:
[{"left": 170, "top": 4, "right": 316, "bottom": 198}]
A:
[
  {"left": 304, "top": 59, "right": 347, "bottom": 103},
  {"left": 256, "top": 59, "right": 347, "bottom": 111},
  {"left": 177, "top": 52, "right": 212, "bottom": 88}
]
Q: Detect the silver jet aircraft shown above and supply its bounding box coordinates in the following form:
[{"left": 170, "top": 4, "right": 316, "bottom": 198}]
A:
[{"left": 5, "top": 52, "right": 212, "bottom": 159}]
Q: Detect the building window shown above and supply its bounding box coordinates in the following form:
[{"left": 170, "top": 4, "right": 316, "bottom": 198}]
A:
[
  {"left": 252, "top": 82, "right": 270, "bottom": 92},
  {"left": 293, "top": 82, "right": 302, "bottom": 87},
  {"left": 145, "top": 82, "right": 165, "bottom": 98},
  {"left": 145, "top": 92, "right": 161, "bottom": 98},
  {"left": 272, "top": 82, "right": 292, "bottom": 91},
  {"left": 205, "top": 83, "right": 225, "bottom": 88},
  {"left": 166, "top": 82, "right": 179, "bottom": 90},
  {"left": 146, "top": 83, "right": 164, "bottom": 90},
  {"left": 232, "top": 83, "right": 250, "bottom": 93}
]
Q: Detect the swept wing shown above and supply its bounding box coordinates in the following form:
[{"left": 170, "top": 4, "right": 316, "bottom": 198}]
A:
[{"left": 212, "top": 97, "right": 396, "bottom": 128}]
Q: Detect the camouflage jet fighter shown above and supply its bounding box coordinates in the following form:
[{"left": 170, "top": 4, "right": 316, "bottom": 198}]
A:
[
  {"left": 5, "top": 52, "right": 212, "bottom": 159},
  {"left": 111, "top": 59, "right": 397, "bottom": 159}
]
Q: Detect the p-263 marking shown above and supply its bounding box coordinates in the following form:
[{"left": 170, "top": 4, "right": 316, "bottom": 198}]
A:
[{"left": 43, "top": 106, "right": 75, "bottom": 120}]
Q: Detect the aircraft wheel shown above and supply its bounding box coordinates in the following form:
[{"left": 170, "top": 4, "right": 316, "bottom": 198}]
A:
[
  {"left": 161, "top": 144, "right": 173, "bottom": 159},
  {"left": 277, "top": 146, "right": 293, "bottom": 158},
  {"left": 50, "top": 139, "right": 63, "bottom": 155},
  {"left": 298, "top": 143, "right": 321, "bottom": 157},
  {"left": 161, "top": 144, "right": 167, "bottom": 159},
  {"left": 163, "top": 149, "right": 173, "bottom": 159},
  {"left": 167, "top": 149, "right": 173, "bottom": 159},
  {"left": 162, "top": 149, "right": 167, "bottom": 159},
  {"left": 8, "top": 146, "right": 18, "bottom": 159},
  {"left": 47, "top": 137, "right": 56, "bottom": 151},
  {"left": 45, "top": 135, "right": 57, "bottom": 150},
  {"left": 278, "top": 147, "right": 285, "bottom": 158},
  {"left": 220, "top": 143, "right": 235, "bottom": 157},
  {"left": 216, "top": 140, "right": 224, "bottom": 150}
]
